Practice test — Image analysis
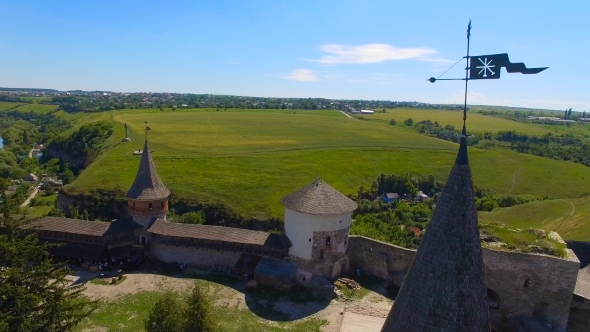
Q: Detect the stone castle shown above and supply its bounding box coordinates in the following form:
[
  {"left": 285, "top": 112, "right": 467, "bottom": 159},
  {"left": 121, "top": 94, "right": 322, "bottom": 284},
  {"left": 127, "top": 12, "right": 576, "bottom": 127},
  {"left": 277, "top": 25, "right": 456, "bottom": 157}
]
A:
[{"left": 28, "top": 137, "right": 590, "bottom": 331}]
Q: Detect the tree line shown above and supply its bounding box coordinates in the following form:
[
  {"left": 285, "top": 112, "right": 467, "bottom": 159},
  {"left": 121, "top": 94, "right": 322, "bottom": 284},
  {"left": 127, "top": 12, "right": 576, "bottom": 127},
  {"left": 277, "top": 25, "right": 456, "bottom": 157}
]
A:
[
  {"left": 349, "top": 172, "right": 546, "bottom": 249},
  {"left": 414, "top": 120, "right": 590, "bottom": 166}
]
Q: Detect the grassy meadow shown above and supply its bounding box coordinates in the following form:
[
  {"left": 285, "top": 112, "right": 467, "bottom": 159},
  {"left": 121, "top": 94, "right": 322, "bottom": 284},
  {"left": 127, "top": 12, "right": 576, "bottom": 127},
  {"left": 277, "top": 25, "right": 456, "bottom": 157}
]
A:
[
  {"left": 0, "top": 101, "right": 23, "bottom": 111},
  {"left": 65, "top": 108, "right": 590, "bottom": 220},
  {"left": 357, "top": 108, "right": 552, "bottom": 135},
  {"left": 13, "top": 103, "right": 59, "bottom": 114},
  {"left": 479, "top": 196, "right": 590, "bottom": 241}
]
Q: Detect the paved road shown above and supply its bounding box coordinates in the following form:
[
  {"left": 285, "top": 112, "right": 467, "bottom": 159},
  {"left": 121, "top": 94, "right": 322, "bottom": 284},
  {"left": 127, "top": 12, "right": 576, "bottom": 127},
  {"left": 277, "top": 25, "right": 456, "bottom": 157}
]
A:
[{"left": 20, "top": 185, "right": 40, "bottom": 208}]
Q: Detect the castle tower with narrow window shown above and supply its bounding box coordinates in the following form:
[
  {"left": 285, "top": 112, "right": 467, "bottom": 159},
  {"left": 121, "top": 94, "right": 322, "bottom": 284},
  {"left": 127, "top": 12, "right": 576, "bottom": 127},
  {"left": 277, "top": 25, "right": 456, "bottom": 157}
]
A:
[
  {"left": 126, "top": 139, "right": 170, "bottom": 230},
  {"left": 281, "top": 178, "right": 358, "bottom": 282}
]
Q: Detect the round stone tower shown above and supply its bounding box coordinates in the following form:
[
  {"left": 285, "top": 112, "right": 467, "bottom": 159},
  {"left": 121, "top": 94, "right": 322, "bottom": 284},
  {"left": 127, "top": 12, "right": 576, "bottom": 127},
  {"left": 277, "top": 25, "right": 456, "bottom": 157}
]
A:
[
  {"left": 126, "top": 139, "right": 170, "bottom": 229},
  {"left": 281, "top": 178, "right": 358, "bottom": 281}
]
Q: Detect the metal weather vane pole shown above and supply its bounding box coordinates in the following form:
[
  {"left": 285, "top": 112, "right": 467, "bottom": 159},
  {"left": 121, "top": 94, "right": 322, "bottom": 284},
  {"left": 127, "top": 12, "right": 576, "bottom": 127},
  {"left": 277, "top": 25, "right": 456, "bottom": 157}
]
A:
[{"left": 462, "top": 20, "right": 471, "bottom": 135}]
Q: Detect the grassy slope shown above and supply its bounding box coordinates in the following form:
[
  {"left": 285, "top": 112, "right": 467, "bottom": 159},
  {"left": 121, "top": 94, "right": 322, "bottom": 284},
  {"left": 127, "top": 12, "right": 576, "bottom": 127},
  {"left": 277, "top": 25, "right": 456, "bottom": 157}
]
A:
[
  {"left": 0, "top": 101, "right": 23, "bottom": 111},
  {"left": 68, "top": 108, "right": 590, "bottom": 220},
  {"left": 14, "top": 103, "right": 59, "bottom": 114},
  {"left": 479, "top": 196, "right": 590, "bottom": 241},
  {"left": 360, "top": 108, "right": 552, "bottom": 135}
]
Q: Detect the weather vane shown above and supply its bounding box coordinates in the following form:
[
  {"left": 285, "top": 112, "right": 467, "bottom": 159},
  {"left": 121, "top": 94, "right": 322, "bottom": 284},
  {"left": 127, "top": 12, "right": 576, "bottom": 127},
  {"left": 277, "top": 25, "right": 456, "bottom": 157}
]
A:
[
  {"left": 145, "top": 121, "right": 152, "bottom": 141},
  {"left": 429, "top": 20, "right": 548, "bottom": 135}
]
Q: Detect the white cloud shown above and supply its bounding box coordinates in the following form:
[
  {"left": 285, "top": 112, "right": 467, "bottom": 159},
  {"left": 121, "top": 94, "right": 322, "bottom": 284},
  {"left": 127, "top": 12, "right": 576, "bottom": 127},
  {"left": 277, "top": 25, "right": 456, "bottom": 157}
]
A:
[
  {"left": 315, "top": 44, "right": 437, "bottom": 65},
  {"left": 229, "top": 61, "right": 239, "bottom": 65},
  {"left": 282, "top": 69, "right": 318, "bottom": 82}
]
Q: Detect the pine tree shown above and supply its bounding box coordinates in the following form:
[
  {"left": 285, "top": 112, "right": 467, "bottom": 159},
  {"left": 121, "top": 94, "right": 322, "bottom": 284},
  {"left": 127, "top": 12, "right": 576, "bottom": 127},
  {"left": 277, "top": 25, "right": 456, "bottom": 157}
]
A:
[
  {"left": 184, "top": 283, "right": 216, "bottom": 332},
  {"left": 144, "top": 293, "right": 184, "bottom": 332},
  {"left": 0, "top": 189, "right": 96, "bottom": 332}
]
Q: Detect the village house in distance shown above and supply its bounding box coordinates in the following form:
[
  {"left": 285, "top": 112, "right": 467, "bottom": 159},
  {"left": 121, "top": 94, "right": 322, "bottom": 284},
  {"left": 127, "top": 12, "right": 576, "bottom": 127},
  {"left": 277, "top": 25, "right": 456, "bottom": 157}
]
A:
[{"left": 27, "top": 136, "right": 590, "bottom": 331}]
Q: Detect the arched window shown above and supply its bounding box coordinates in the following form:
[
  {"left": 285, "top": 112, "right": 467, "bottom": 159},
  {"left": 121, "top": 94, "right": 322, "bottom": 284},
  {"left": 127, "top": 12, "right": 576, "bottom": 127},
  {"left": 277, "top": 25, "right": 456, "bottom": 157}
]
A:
[
  {"left": 319, "top": 249, "right": 324, "bottom": 260},
  {"left": 326, "top": 236, "right": 331, "bottom": 246},
  {"left": 132, "top": 202, "right": 136, "bottom": 210},
  {"left": 149, "top": 203, "right": 153, "bottom": 210}
]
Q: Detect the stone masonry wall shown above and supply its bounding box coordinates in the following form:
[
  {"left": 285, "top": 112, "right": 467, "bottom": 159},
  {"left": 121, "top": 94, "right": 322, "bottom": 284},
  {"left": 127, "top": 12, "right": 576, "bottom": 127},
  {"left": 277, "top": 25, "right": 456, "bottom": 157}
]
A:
[
  {"left": 150, "top": 243, "right": 242, "bottom": 268},
  {"left": 311, "top": 227, "right": 349, "bottom": 261},
  {"left": 347, "top": 235, "right": 580, "bottom": 329},
  {"left": 567, "top": 296, "right": 590, "bottom": 332},
  {"left": 347, "top": 235, "right": 416, "bottom": 279}
]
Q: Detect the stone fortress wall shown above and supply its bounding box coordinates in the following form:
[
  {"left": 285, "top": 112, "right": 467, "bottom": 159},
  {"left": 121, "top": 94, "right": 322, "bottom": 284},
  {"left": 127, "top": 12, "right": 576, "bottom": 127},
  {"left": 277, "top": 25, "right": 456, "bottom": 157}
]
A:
[
  {"left": 347, "top": 235, "right": 580, "bottom": 330},
  {"left": 150, "top": 243, "right": 242, "bottom": 269}
]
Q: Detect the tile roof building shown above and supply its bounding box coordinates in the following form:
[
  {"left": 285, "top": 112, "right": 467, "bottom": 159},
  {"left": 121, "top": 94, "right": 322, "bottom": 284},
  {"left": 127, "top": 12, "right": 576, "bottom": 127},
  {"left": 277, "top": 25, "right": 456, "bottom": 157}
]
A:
[{"left": 382, "top": 129, "right": 490, "bottom": 331}]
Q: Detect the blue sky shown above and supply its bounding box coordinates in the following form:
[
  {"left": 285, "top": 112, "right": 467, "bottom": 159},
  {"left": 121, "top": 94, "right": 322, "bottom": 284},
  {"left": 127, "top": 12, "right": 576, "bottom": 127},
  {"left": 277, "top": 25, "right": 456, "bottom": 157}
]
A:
[{"left": 0, "top": 0, "right": 587, "bottom": 110}]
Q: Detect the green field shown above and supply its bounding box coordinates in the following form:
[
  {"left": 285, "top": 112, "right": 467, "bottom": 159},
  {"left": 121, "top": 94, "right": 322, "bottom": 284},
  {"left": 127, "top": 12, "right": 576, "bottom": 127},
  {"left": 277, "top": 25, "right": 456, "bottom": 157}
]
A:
[
  {"left": 0, "top": 101, "right": 24, "bottom": 111},
  {"left": 479, "top": 196, "right": 590, "bottom": 241},
  {"left": 14, "top": 103, "right": 59, "bottom": 114},
  {"left": 358, "top": 108, "right": 553, "bottom": 135},
  {"left": 66, "top": 108, "right": 590, "bottom": 220}
]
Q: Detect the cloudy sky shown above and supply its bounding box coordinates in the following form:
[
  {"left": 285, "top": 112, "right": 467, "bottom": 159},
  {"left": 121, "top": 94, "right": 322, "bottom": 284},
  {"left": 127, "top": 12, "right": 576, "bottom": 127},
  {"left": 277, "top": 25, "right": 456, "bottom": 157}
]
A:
[{"left": 0, "top": 0, "right": 587, "bottom": 110}]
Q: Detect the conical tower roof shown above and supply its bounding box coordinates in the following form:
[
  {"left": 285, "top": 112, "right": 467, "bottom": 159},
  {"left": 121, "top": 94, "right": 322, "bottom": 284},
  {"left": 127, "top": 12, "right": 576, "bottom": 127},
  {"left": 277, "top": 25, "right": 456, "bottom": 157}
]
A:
[
  {"left": 382, "top": 131, "right": 490, "bottom": 331},
  {"left": 281, "top": 178, "right": 357, "bottom": 215},
  {"left": 126, "top": 140, "right": 170, "bottom": 201}
]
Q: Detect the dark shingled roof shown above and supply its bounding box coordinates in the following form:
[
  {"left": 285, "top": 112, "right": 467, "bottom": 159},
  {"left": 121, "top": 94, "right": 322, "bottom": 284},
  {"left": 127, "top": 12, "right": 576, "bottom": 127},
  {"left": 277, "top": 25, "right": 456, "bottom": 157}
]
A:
[
  {"left": 574, "top": 265, "right": 590, "bottom": 300},
  {"left": 147, "top": 219, "right": 290, "bottom": 250},
  {"left": 382, "top": 135, "right": 490, "bottom": 331},
  {"left": 24, "top": 217, "right": 142, "bottom": 237},
  {"left": 280, "top": 178, "right": 357, "bottom": 215},
  {"left": 126, "top": 139, "right": 170, "bottom": 201},
  {"left": 25, "top": 217, "right": 111, "bottom": 236}
]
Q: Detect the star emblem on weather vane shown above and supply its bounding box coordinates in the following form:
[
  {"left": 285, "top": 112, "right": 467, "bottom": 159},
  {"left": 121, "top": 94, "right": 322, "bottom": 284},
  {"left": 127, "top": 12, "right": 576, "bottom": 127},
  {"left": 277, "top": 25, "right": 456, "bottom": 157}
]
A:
[{"left": 476, "top": 57, "right": 495, "bottom": 77}]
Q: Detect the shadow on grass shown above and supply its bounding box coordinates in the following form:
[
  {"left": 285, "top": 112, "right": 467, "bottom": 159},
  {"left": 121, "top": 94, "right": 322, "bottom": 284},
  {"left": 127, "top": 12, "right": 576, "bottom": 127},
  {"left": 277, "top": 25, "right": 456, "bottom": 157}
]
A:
[
  {"left": 185, "top": 273, "right": 331, "bottom": 322},
  {"left": 344, "top": 273, "right": 399, "bottom": 301}
]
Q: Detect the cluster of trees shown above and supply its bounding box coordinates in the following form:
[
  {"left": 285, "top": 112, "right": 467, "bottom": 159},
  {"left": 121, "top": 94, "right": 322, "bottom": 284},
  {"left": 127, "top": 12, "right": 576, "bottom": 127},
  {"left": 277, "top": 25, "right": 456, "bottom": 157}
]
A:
[
  {"left": 414, "top": 120, "right": 590, "bottom": 167},
  {"left": 43, "top": 121, "right": 113, "bottom": 174},
  {"left": 350, "top": 173, "right": 444, "bottom": 248},
  {"left": 349, "top": 172, "right": 544, "bottom": 248},
  {"left": 0, "top": 193, "right": 96, "bottom": 331},
  {"left": 0, "top": 95, "right": 32, "bottom": 103},
  {"left": 476, "top": 108, "right": 588, "bottom": 122},
  {"left": 145, "top": 285, "right": 216, "bottom": 332},
  {"left": 40, "top": 92, "right": 469, "bottom": 113},
  {"left": 167, "top": 211, "right": 206, "bottom": 225},
  {"left": 0, "top": 111, "right": 71, "bottom": 184}
]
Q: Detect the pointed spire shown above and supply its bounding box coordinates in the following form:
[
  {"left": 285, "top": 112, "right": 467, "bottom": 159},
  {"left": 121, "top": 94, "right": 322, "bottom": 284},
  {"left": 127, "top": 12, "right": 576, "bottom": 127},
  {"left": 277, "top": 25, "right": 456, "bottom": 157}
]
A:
[
  {"left": 381, "top": 128, "right": 490, "bottom": 331},
  {"left": 126, "top": 139, "right": 170, "bottom": 201}
]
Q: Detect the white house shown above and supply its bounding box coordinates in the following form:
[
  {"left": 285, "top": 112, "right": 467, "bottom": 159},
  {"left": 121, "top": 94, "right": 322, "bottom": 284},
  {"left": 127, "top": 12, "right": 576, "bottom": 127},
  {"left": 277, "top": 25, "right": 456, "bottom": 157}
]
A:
[{"left": 360, "top": 109, "right": 375, "bottom": 114}]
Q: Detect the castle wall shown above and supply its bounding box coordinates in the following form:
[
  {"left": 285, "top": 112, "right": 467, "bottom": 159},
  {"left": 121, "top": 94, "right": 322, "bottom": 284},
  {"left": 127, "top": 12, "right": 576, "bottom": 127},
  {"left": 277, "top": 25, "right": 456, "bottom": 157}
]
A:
[
  {"left": 150, "top": 243, "right": 241, "bottom": 268},
  {"left": 347, "top": 235, "right": 579, "bottom": 329},
  {"left": 284, "top": 208, "right": 351, "bottom": 260},
  {"left": 568, "top": 295, "right": 590, "bottom": 332}
]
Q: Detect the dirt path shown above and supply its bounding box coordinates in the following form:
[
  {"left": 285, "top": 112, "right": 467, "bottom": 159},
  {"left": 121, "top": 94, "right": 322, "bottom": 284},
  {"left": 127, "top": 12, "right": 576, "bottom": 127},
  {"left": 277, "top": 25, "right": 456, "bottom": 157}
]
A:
[
  {"left": 507, "top": 168, "right": 519, "bottom": 194},
  {"left": 339, "top": 111, "right": 353, "bottom": 119},
  {"left": 82, "top": 272, "right": 195, "bottom": 300},
  {"left": 20, "top": 185, "right": 40, "bottom": 208}
]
